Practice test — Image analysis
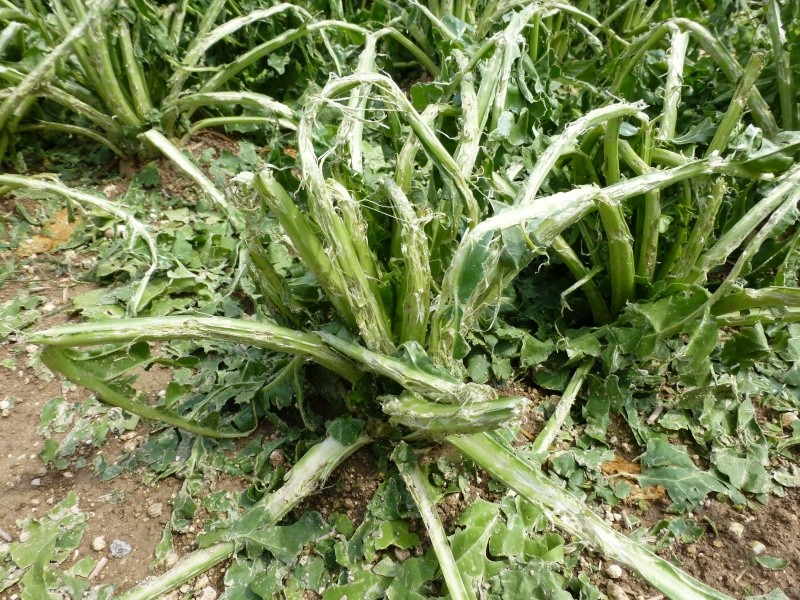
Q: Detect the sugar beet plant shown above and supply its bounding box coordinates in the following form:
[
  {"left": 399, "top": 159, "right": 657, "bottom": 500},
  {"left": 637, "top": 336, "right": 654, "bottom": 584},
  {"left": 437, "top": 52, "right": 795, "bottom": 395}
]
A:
[
  {"left": 13, "top": 1, "right": 800, "bottom": 598},
  {"left": 0, "top": 0, "right": 437, "bottom": 162}
]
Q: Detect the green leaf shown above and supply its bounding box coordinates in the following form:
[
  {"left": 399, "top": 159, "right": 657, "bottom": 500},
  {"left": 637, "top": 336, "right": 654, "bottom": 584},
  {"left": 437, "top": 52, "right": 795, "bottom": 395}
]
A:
[
  {"left": 450, "top": 498, "right": 503, "bottom": 584},
  {"left": 752, "top": 555, "right": 789, "bottom": 571},
  {"left": 323, "top": 570, "right": 389, "bottom": 600},
  {"left": 373, "top": 521, "right": 419, "bottom": 551},
  {"left": 638, "top": 439, "right": 729, "bottom": 510},
  {"left": 238, "top": 511, "right": 329, "bottom": 562},
  {"left": 487, "top": 563, "right": 572, "bottom": 600},
  {"left": 0, "top": 293, "right": 43, "bottom": 338},
  {"left": 326, "top": 417, "right": 366, "bottom": 446}
]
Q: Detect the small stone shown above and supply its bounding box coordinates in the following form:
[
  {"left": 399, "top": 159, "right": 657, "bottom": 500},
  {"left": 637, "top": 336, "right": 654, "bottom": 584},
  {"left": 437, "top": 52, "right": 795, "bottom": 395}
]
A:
[
  {"left": 164, "top": 550, "right": 180, "bottom": 568},
  {"left": 751, "top": 541, "right": 766, "bottom": 555},
  {"left": 686, "top": 544, "right": 698, "bottom": 555},
  {"left": 269, "top": 449, "right": 286, "bottom": 467},
  {"left": 62, "top": 471, "right": 73, "bottom": 479},
  {"left": 0, "top": 400, "right": 10, "bottom": 410},
  {"left": 1, "top": 410, "right": 9, "bottom": 418},
  {"left": 606, "top": 582, "right": 629, "bottom": 600},
  {"left": 712, "top": 540, "right": 724, "bottom": 548},
  {"left": 195, "top": 575, "right": 210, "bottom": 589},
  {"left": 605, "top": 564, "right": 624, "bottom": 579},
  {"left": 394, "top": 548, "right": 411, "bottom": 562},
  {"left": 30, "top": 478, "right": 41, "bottom": 487},
  {"left": 781, "top": 412, "right": 798, "bottom": 428},
  {"left": 19, "top": 531, "right": 30, "bottom": 543},
  {"left": 198, "top": 587, "right": 217, "bottom": 600},
  {"left": 728, "top": 522, "right": 745, "bottom": 539},
  {"left": 147, "top": 503, "right": 164, "bottom": 518},
  {"left": 91, "top": 536, "right": 107, "bottom": 552},
  {"left": 110, "top": 539, "right": 132, "bottom": 558}
]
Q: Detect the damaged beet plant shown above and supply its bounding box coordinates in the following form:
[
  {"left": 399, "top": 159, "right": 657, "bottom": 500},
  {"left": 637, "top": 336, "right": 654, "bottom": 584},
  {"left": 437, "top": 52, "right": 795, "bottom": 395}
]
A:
[{"left": 22, "top": 1, "right": 800, "bottom": 598}]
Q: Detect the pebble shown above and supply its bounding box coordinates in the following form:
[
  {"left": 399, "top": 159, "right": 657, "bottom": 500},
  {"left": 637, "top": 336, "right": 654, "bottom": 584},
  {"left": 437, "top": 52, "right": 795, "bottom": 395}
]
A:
[
  {"left": 0, "top": 400, "right": 10, "bottom": 410},
  {"left": 606, "top": 582, "right": 629, "bottom": 600},
  {"left": 91, "top": 536, "right": 107, "bottom": 552},
  {"left": 394, "top": 548, "right": 411, "bottom": 562},
  {"left": 110, "top": 539, "right": 132, "bottom": 558},
  {"left": 147, "top": 503, "right": 164, "bottom": 518},
  {"left": 1, "top": 410, "right": 9, "bottom": 418},
  {"left": 30, "top": 478, "right": 41, "bottom": 487},
  {"left": 198, "top": 587, "right": 217, "bottom": 600},
  {"left": 751, "top": 541, "right": 766, "bottom": 555},
  {"left": 728, "top": 522, "right": 744, "bottom": 539},
  {"left": 605, "top": 564, "right": 624, "bottom": 579},
  {"left": 781, "top": 412, "right": 798, "bottom": 428},
  {"left": 19, "top": 531, "right": 30, "bottom": 543}
]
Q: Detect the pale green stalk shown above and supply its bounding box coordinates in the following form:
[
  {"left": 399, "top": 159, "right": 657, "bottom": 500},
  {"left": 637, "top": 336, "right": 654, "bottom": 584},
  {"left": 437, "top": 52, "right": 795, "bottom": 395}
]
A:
[
  {"left": 490, "top": 5, "right": 541, "bottom": 132},
  {"left": 318, "top": 332, "right": 497, "bottom": 405},
  {"left": 40, "top": 347, "right": 251, "bottom": 438},
  {"left": 254, "top": 172, "right": 357, "bottom": 331},
  {"left": 384, "top": 179, "right": 432, "bottom": 345},
  {"left": 298, "top": 106, "right": 394, "bottom": 354},
  {"left": 165, "top": 3, "right": 307, "bottom": 101},
  {"left": 16, "top": 122, "right": 124, "bottom": 156},
  {"left": 661, "top": 189, "right": 800, "bottom": 338},
  {"left": 393, "top": 443, "right": 475, "bottom": 600},
  {"left": 529, "top": 360, "right": 594, "bottom": 461},
  {"left": 688, "top": 165, "right": 800, "bottom": 284},
  {"left": 515, "top": 103, "right": 646, "bottom": 206},
  {"left": 118, "top": 434, "right": 370, "bottom": 600},
  {"left": 597, "top": 195, "right": 635, "bottom": 312},
  {"left": 172, "top": 91, "right": 295, "bottom": 122},
  {"left": 449, "top": 432, "right": 735, "bottom": 600},
  {"left": 452, "top": 50, "right": 480, "bottom": 179},
  {"left": 142, "top": 130, "right": 242, "bottom": 230},
  {"left": 767, "top": 0, "right": 795, "bottom": 130},
  {"left": 395, "top": 104, "right": 440, "bottom": 192},
  {"left": 432, "top": 159, "right": 720, "bottom": 364},
  {"left": 199, "top": 20, "right": 363, "bottom": 93},
  {"left": 327, "top": 180, "right": 380, "bottom": 282},
  {"left": 670, "top": 178, "right": 727, "bottom": 282},
  {"left": 0, "top": 21, "right": 23, "bottom": 58},
  {"left": 29, "top": 316, "right": 361, "bottom": 382},
  {"left": 0, "top": 174, "right": 156, "bottom": 313},
  {"left": 0, "top": 66, "right": 124, "bottom": 137},
  {"left": 715, "top": 308, "right": 800, "bottom": 327},
  {"left": 342, "top": 33, "right": 377, "bottom": 173},
  {"left": 675, "top": 18, "right": 777, "bottom": 139},
  {"left": 705, "top": 52, "right": 766, "bottom": 158},
  {"left": 180, "top": 116, "right": 295, "bottom": 143},
  {"left": 619, "top": 140, "right": 660, "bottom": 282},
  {"left": 82, "top": 4, "right": 141, "bottom": 127},
  {"left": 118, "top": 17, "right": 153, "bottom": 118},
  {"left": 302, "top": 74, "right": 478, "bottom": 225},
  {"left": 604, "top": 118, "right": 622, "bottom": 186},
  {"left": 245, "top": 236, "right": 295, "bottom": 324},
  {"left": 384, "top": 393, "right": 525, "bottom": 435},
  {"left": 658, "top": 29, "right": 689, "bottom": 142},
  {"left": 711, "top": 287, "right": 800, "bottom": 315},
  {"left": 550, "top": 237, "right": 611, "bottom": 324}
]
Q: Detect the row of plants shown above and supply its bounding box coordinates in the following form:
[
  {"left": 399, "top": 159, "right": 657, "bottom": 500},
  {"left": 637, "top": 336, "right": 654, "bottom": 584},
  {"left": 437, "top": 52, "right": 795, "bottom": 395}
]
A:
[{"left": 2, "top": 0, "right": 799, "bottom": 598}]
